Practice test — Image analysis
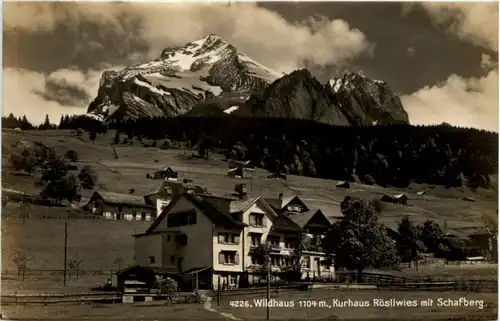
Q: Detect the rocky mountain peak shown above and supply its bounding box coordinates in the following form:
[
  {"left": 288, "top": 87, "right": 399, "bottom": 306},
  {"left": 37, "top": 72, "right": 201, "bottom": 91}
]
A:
[{"left": 87, "top": 34, "right": 280, "bottom": 120}]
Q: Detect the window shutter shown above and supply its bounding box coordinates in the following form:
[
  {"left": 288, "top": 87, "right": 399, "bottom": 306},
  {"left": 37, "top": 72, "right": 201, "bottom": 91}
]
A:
[
  {"left": 263, "top": 217, "right": 267, "bottom": 227},
  {"left": 219, "top": 252, "right": 225, "bottom": 264},
  {"left": 234, "top": 253, "right": 240, "bottom": 265},
  {"left": 218, "top": 234, "right": 225, "bottom": 244},
  {"left": 234, "top": 235, "right": 240, "bottom": 245}
]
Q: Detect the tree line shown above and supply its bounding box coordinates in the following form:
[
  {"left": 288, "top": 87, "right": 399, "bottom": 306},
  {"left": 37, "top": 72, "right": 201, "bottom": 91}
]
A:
[
  {"left": 114, "top": 116, "right": 498, "bottom": 189},
  {"left": 4, "top": 114, "right": 497, "bottom": 189}
]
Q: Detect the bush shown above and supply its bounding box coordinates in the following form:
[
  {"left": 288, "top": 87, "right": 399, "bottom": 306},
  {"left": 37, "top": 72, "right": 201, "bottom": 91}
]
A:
[
  {"left": 78, "top": 166, "right": 98, "bottom": 189},
  {"left": 64, "top": 149, "right": 79, "bottom": 162},
  {"left": 363, "top": 174, "right": 376, "bottom": 185}
]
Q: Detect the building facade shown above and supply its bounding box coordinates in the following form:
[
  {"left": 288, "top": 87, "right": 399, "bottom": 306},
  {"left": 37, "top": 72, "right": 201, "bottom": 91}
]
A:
[
  {"left": 87, "top": 191, "right": 156, "bottom": 221},
  {"left": 134, "top": 191, "right": 335, "bottom": 290}
]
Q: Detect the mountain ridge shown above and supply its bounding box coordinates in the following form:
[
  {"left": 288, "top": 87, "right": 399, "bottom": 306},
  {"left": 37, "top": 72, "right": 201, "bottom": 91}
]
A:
[{"left": 87, "top": 34, "right": 409, "bottom": 126}]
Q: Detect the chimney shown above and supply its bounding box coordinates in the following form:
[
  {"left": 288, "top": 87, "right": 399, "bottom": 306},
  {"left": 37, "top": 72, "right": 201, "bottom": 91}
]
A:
[
  {"left": 278, "top": 193, "right": 283, "bottom": 201},
  {"left": 235, "top": 184, "right": 247, "bottom": 199}
]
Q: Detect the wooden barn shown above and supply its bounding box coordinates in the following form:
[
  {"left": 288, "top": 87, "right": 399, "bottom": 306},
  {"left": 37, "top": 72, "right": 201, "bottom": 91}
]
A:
[
  {"left": 227, "top": 166, "right": 245, "bottom": 178},
  {"left": 152, "top": 167, "right": 179, "bottom": 180},
  {"left": 380, "top": 194, "right": 408, "bottom": 205},
  {"left": 336, "top": 181, "right": 350, "bottom": 189}
]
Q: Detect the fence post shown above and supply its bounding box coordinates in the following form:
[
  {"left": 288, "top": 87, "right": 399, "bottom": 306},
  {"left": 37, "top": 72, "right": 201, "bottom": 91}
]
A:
[{"left": 15, "top": 291, "right": 18, "bottom": 306}]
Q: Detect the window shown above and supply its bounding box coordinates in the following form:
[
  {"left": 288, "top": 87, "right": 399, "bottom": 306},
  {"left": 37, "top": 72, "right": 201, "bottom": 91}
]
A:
[
  {"left": 250, "top": 233, "right": 262, "bottom": 246},
  {"left": 218, "top": 233, "right": 240, "bottom": 245},
  {"left": 249, "top": 213, "right": 265, "bottom": 227},
  {"left": 219, "top": 251, "right": 239, "bottom": 265},
  {"left": 118, "top": 205, "right": 123, "bottom": 212},
  {"left": 141, "top": 212, "right": 146, "bottom": 220},
  {"left": 251, "top": 255, "right": 260, "bottom": 265},
  {"left": 286, "top": 205, "right": 303, "bottom": 212},
  {"left": 167, "top": 235, "right": 171, "bottom": 242},
  {"left": 229, "top": 275, "right": 238, "bottom": 286},
  {"left": 167, "top": 210, "right": 197, "bottom": 227}
]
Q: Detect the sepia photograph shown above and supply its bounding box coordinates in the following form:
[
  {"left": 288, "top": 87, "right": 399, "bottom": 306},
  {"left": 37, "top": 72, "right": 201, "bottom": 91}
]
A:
[{"left": 1, "top": 1, "right": 498, "bottom": 320}]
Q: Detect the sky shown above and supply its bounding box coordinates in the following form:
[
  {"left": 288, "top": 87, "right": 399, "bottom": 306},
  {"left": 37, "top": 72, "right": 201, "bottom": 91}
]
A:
[{"left": 3, "top": 1, "right": 499, "bottom": 131}]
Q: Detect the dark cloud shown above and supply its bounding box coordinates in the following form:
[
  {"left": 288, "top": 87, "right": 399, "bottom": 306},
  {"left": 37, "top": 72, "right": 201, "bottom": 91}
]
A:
[{"left": 33, "top": 78, "right": 91, "bottom": 106}]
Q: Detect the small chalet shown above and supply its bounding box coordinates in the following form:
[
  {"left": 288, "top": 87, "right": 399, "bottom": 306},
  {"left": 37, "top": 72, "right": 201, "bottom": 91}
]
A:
[
  {"left": 468, "top": 226, "right": 496, "bottom": 259},
  {"left": 227, "top": 167, "right": 247, "bottom": 178},
  {"left": 336, "top": 181, "right": 350, "bottom": 189},
  {"left": 380, "top": 193, "right": 408, "bottom": 205},
  {"left": 151, "top": 167, "right": 180, "bottom": 180},
  {"left": 86, "top": 191, "right": 156, "bottom": 221},
  {"left": 228, "top": 160, "right": 252, "bottom": 169}
]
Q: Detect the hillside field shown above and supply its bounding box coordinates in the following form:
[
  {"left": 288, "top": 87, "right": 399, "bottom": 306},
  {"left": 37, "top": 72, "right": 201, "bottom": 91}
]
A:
[{"left": 1, "top": 129, "right": 498, "bottom": 293}]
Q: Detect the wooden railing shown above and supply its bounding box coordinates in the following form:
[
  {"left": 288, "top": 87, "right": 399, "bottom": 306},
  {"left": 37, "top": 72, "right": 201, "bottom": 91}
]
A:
[{"left": 0, "top": 292, "right": 121, "bottom": 305}]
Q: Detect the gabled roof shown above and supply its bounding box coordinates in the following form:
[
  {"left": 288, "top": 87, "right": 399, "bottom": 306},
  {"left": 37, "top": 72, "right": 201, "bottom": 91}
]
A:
[
  {"left": 287, "top": 209, "right": 331, "bottom": 229},
  {"left": 89, "top": 191, "right": 154, "bottom": 208},
  {"left": 270, "top": 215, "right": 301, "bottom": 233},
  {"left": 145, "top": 193, "right": 247, "bottom": 235},
  {"left": 381, "top": 193, "right": 408, "bottom": 201},
  {"left": 155, "top": 166, "right": 181, "bottom": 172},
  {"left": 265, "top": 195, "right": 308, "bottom": 211}
]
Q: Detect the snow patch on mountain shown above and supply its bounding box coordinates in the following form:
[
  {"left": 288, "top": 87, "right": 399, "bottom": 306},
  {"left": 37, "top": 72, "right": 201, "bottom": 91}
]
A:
[{"left": 87, "top": 34, "right": 281, "bottom": 120}]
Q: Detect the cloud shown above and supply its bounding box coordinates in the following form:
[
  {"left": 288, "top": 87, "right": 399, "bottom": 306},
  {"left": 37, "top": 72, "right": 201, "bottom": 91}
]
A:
[
  {"left": 3, "top": 2, "right": 372, "bottom": 73},
  {"left": 400, "top": 2, "right": 499, "bottom": 131},
  {"left": 480, "top": 53, "right": 498, "bottom": 71},
  {"left": 407, "top": 2, "right": 498, "bottom": 52},
  {"left": 401, "top": 70, "right": 499, "bottom": 132},
  {"left": 3, "top": 67, "right": 120, "bottom": 125}
]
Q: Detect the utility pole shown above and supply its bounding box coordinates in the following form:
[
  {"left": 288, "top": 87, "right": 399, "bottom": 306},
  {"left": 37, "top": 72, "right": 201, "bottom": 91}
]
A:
[
  {"left": 21, "top": 192, "right": 25, "bottom": 225},
  {"left": 63, "top": 222, "right": 68, "bottom": 286},
  {"left": 266, "top": 257, "right": 271, "bottom": 320}
]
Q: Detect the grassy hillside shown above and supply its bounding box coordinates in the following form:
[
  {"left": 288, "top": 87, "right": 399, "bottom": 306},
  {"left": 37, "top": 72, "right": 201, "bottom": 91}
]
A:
[
  {"left": 2, "top": 129, "right": 497, "bottom": 227},
  {"left": 1, "top": 129, "right": 497, "bottom": 294}
]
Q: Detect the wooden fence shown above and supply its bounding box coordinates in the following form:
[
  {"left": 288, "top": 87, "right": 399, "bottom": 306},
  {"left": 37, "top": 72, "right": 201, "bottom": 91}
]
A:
[
  {"left": 2, "top": 269, "right": 116, "bottom": 277},
  {"left": 0, "top": 292, "right": 122, "bottom": 306}
]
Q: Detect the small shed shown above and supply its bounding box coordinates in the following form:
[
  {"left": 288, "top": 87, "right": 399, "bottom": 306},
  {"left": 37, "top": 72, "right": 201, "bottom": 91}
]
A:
[
  {"left": 336, "top": 181, "right": 350, "bottom": 189},
  {"left": 380, "top": 193, "right": 408, "bottom": 205},
  {"left": 153, "top": 167, "right": 179, "bottom": 180},
  {"left": 227, "top": 166, "right": 244, "bottom": 178},
  {"left": 116, "top": 265, "right": 179, "bottom": 294}
]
